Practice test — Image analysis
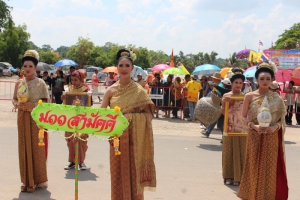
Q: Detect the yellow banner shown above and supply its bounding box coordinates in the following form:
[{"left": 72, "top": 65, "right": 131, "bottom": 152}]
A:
[
  {"left": 180, "top": 64, "right": 190, "bottom": 74},
  {"left": 248, "top": 51, "right": 262, "bottom": 63}
]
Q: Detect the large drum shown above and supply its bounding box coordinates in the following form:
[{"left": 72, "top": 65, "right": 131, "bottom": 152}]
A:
[{"left": 194, "top": 92, "right": 222, "bottom": 127}]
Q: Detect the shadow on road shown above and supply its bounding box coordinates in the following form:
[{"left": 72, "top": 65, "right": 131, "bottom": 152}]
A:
[
  {"left": 285, "top": 141, "right": 297, "bottom": 145},
  {"left": 224, "top": 184, "right": 239, "bottom": 194},
  {"left": 65, "top": 168, "right": 99, "bottom": 181},
  {"left": 197, "top": 143, "right": 222, "bottom": 151},
  {"left": 13, "top": 188, "right": 55, "bottom": 200}
]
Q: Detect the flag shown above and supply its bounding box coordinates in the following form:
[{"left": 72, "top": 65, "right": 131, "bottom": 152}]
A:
[
  {"left": 284, "top": 42, "right": 287, "bottom": 48},
  {"left": 248, "top": 50, "right": 262, "bottom": 63},
  {"left": 297, "top": 41, "right": 299, "bottom": 48},
  {"left": 170, "top": 49, "right": 175, "bottom": 67},
  {"left": 259, "top": 52, "right": 269, "bottom": 62},
  {"left": 259, "top": 40, "right": 263, "bottom": 46},
  {"left": 271, "top": 41, "right": 273, "bottom": 48},
  {"left": 179, "top": 63, "right": 190, "bottom": 75}
]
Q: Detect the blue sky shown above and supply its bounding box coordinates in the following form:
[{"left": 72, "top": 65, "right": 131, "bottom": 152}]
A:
[{"left": 8, "top": 0, "right": 300, "bottom": 58}]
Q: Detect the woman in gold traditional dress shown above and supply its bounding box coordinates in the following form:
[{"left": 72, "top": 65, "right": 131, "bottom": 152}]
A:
[
  {"left": 62, "top": 69, "right": 90, "bottom": 170},
  {"left": 237, "top": 62, "right": 288, "bottom": 200},
  {"left": 101, "top": 49, "right": 156, "bottom": 200},
  {"left": 222, "top": 67, "right": 247, "bottom": 186},
  {"left": 12, "top": 50, "right": 49, "bottom": 192}
]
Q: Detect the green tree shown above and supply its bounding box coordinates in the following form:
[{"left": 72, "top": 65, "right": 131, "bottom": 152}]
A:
[
  {"left": 134, "top": 47, "right": 150, "bottom": 69},
  {"left": 41, "top": 44, "right": 53, "bottom": 52},
  {"left": 274, "top": 23, "right": 300, "bottom": 49},
  {"left": 0, "top": 22, "right": 30, "bottom": 68},
  {"left": 38, "top": 50, "right": 59, "bottom": 64},
  {"left": 66, "top": 37, "right": 95, "bottom": 68},
  {"left": 148, "top": 50, "right": 169, "bottom": 67},
  {"left": 29, "top": 41, "right": 40, "bottom": 50},
  {"left": 0, "top": 0, "right": 12, "bottom": 29},
  {"left": 56, "top": 46, "right": 69, "bottom": 58}
]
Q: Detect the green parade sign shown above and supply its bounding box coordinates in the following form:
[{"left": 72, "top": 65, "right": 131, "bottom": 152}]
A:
[{"left": 31, "top": 102, "right": 128, "bottom": 136}]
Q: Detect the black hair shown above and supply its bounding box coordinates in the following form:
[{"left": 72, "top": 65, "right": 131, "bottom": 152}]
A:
[
  {"left": 290, "top": 81, "right": 295, "bottom": 86},
  {"left": 255, "top": 63, "right": 275, "bottom": 79},
  {"left": 58, "top": 70, "right": 64, "bottom": 77},
  {"left": 70, "top": 66, "right": 75, "bottom": 70},
  {"left": 116, "top": 49, "right": 133, "bottom": 65},
  {"left": 22, "top": 56, "right": 38, "bottom": 66},
  {"left": 43, "top": 71, "right": 48, "bottom": 74},
  {"left": 230, "top": 67, "right": 245, "bottom": 83},
  {"left": 185, "top": 74, "right": 191, "bottom": 79}
]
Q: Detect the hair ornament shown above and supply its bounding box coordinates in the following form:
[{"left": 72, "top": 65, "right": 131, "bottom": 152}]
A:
[{"left": 257, "top": 60, "right": 277, "bottom": 73}]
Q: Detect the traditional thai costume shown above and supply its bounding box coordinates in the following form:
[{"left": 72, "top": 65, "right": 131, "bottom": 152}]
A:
[
  {"left": 17, "top": 78, "right": 49, "bottom": 190},
  {"left": 237, "top": 91, "right": 288, "bottom": 199},
  {"left": 109, "top": 81, "right": 156, "bottom": 200},
  {"left": 64, "top": 71, "right": 90, "bottom": 170}
]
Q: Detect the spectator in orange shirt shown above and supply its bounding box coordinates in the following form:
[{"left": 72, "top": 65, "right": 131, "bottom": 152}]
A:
[{"left": 170, "top": 77, "right": 183, "bottom": 119}]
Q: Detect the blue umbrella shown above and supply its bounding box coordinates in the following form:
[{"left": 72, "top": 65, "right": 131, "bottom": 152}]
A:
[
  {"left": 131, "top": 65, "right": 147, "bottom": 79},
  {"left": 54, "top": 59, "right": 78, "bottom": 68},
  {"left": 192, "top": 64, "right": 221, "bottom": 75},
  {"left": 244, "top": 66, "right": 257, "bottom": 78}
]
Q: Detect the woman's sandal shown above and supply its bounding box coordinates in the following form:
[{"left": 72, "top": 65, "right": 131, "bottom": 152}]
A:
[
  {"left": 21, "top": 184, "right": 27, "bottom": 192},
  {"left": 224, "top": 179, "right": 233, "bottom": 185},
  {"left": 27, "top": 185, "right": 37, "bottom": 193}
]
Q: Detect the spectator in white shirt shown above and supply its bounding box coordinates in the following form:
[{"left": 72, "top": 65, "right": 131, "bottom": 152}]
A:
[{"left": 284, "top": 80, "right": 295, "bottom": 125}]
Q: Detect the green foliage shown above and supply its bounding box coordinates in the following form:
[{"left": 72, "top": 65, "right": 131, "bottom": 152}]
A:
[
  {"left": 274, "top": 23, "right": 300, "bottom": 49},
  {"left": 38, "top": 50, "right": 59, "bottom": 64},
  {"left": 29, "top": 41, "right": 40, "bottom": 50},
  {"left": 0, "top": 22, "right": 30, "bottom": 68},
  {"left": 0, "top": 0, "right": 12, "bottom": 29},
  {"left": 56, "top": 46, "right": 69, "bottom": 58}
]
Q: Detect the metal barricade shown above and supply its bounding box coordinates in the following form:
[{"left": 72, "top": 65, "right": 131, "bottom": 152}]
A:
[
  {"left": 86, "top": 83, "right": 107, "bottom": 104},
  {"left": 0, "top": 80, "right": 16, "bottom": 100},
  {"left": 148, "top": 85, "right": 184, "bottom": 119}
]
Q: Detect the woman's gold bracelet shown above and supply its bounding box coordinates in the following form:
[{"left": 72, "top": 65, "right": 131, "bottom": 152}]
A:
[
  {"left": 247, "top": 122, "right": 254, "bottom": 129},
  {"left": 128, "top": 113, "right": 132, "bottom": 123}
]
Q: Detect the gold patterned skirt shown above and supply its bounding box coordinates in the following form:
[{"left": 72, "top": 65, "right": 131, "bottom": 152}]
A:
[
  {"left": 237, "top": 128, "right": 288, "bottom": 200},
  {"left": 222, "top": 136, "right": 247, "bottom": 182},
  {"left": 18, "top": 110, "right": 48, "bottom": 187}
]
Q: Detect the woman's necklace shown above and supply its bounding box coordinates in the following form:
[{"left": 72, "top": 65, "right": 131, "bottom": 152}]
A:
[{"left": 118, "top": 81, "right": 132, "bottom": 92}]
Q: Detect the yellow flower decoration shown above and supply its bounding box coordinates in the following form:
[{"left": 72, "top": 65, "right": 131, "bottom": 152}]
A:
[
  {"left": 114, "top": 106, "right": 121, "bottom": 112},
  {"left": 38, "top": 100, "right": 43, "bottom": 105}
]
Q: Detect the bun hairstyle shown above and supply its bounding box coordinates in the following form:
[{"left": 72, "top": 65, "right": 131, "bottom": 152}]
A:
[
  {"left": 230, "top": 67, "right": 245, "bottom": 83},
  {"left": 116, "top": 48, "right": 137, "bottom": 65},
  {"left": 255, "top": 61, "right": 277, "bottom": 79},
  {"left": 22, "top": 50, "right": 39, "bottom": 66},
  {"left": 71, "top": 69, "right": 87, "bottom": 82}
]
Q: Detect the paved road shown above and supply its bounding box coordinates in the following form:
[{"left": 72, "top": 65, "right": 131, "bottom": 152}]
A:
[{"left": 1, "top": 79, "right": 300, "bottom": 199}]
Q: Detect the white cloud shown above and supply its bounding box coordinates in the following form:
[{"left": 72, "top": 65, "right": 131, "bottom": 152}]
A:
[{"left": 9, "top": 0, "right": 300, "bottom": 62}]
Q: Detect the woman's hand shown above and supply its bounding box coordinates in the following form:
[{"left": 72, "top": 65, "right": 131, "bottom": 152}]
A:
[
  {"left": 252, "top": 124, "right": 277, "bottom": 134},
  {"left": 266, "top": 125, "right": 279, "bottom": 133},
  {"left": 61, "top": 94, "right": 66, "bottom": 101},
  {"left": 18, "top": 102, "right": 36, "bottom": 111}
]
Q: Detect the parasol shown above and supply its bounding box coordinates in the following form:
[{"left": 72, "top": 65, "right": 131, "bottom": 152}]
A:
[
  {"left": 102, "top": 66, "right": 118, "bottom": 74},
  {"left": 291, "top": 67, "right": 300, "bottom": 85},
  {"left": 220, "top": 67, "right": 232, "bottom": 78},
  {"left": 152, "top": 64, "right": 170, "bottom": 72},
  {"left": 236, "top": 49, "right": 252, "bottom": 60},
  {"left": 54, "top": 59, "right": 78, "bottom": 68},
  {"left": 275, "top": 69, "right": 293, "bottom": 83},
  {"left": 131, "top": 65, "right": 147, "bottom": 79},
  {"left": 162, "top": 67, "right": 187, "bottom": 75},
  {"left": 37, "top": 62, "right": 54, "bottom": 71},
  {"left": 192, "top": 64, "right": 220, "bottom": 75}
]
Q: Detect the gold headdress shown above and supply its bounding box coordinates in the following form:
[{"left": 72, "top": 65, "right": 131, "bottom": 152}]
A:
[
  {"left": 257, "top": 60, "right": 277, "bottom": 73},
  {"left": 23, "top": 50, "right": 39, "bottom": 61},
  {"left": 117, "top": 48, "right": 137, "bottom": 62},
  {"left": 22, "top": 50, "right": 39, "bottom": 66}
]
